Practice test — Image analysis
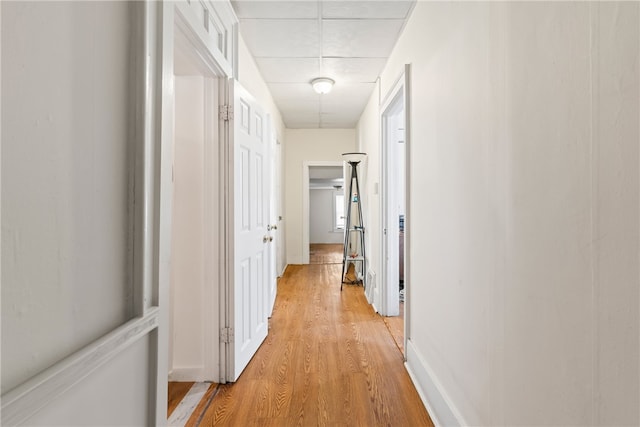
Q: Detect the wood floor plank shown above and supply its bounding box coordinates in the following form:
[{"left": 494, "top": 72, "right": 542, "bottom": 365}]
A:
[
  {"left": 309, "top": 244, "right": 343, "bottom": 264},
  {"left": 383, "top": 301, "right": 405, "bottom": 355},
  {"left": 197, "top": 263, "right": 433, "bottom": 426}
]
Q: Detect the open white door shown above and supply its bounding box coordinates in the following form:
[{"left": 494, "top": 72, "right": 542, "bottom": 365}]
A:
[{"left": 227, "top": 80, "right": 270, "bottom": 381}]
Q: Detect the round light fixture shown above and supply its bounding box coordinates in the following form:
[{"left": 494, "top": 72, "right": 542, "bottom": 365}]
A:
[
  {"left": 311, "top": 77, "right": 335, "bottom": 94},
  {"left": 342, "top": 152, "right": 367, "bottom": 164}
]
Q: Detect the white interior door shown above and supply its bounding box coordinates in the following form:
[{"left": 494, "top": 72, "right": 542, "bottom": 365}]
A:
[{"left": 228, "top": 80, "right": 270, "bottom": 381}]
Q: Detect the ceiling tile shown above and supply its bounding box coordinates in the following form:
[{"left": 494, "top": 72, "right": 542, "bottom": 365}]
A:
[
  {"left": 232, "top": 1, "right": 318, "bottom": 19},
  {"left": 268, "top": 83, "right": 320, "bottom": 104},
  {"left": 321, "top": 82, "right": 376, "bottom": 105},
  {"left": 283, "top": 113, "right": 320, "bottom": 128},
  {"left": 322, "top": 1, "right": 414, "bottom": 19},
  {"left": 255, "top": 58, "right": 320, "bottom": 83},
  {"left": 319, "top": 117, "right": 358, "bottom": 128},
  {"left": 240, "top": 19, "right": 320, "bottom": 57},
  {"left": 322, "top": 19, "right": 405, "bottom": 58},
  {"left": 322, "top": 58, "right": 387, "bottom": 83}
]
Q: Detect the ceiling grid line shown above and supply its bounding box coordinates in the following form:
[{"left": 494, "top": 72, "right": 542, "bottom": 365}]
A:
[{"left": 318, "top": 0, "right": 324, "bottom": 128}]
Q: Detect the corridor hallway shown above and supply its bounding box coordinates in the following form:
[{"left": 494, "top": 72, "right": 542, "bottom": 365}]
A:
[{"left": 169, "top": 263, "right": 433, "bottom": 426}]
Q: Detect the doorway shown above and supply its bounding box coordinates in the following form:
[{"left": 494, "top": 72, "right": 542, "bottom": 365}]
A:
[
  {"left": 301, "top": 161, "right": 344, "bottom": 264},
  {"left": 308, "top": 165, "right": 345, "bottom": 264},
  {"left": 167, "top": 19, "right": 224, "bottom": 386},
  {"left": 380, "top": 67, "right": 410, "bottom": 355}
]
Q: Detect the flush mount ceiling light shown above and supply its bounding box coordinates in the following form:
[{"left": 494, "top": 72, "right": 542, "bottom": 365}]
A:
[{"left": 311, "top": 77, "right": 335, "bottom": 94}]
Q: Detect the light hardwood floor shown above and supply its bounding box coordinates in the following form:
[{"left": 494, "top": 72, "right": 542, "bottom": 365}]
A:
[
  {"left": 309, "top": 243, "right": 343, "bottom": 264},
  {"left": 382, "top": 301, "right": 405, "bottom": 356},
  {"left": 187, "top": 263, "right": 432, "bottom": 426}
]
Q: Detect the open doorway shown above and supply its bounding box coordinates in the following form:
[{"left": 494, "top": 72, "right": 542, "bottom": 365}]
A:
[
  {"left": 380, "top": 67, "right": 410, "bottom": 356},
  {"left": 308, "top": 165, "right": 344, "bottom": 264},
  {"left": 167, "top": 18, "right": 224, "bottom": 392}
]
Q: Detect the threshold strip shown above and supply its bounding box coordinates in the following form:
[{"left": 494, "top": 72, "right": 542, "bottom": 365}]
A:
[{"left": 168, "top": 382, "right": 211, "bottom": 427}]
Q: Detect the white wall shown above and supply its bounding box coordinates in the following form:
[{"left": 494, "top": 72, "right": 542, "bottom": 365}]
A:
[
  {"left": 1, "top": 0, "right": 133, "bottom": 393},
  {"left": 22, "top": 337, "right": 152, "bottom": 426},
  {"left": 238, "top": 35, "right": 284, "bottom": 139},
  {"left": 169, "top": 76, "right": 206, "bottom": 380},
  {"left": 284, "top": 129, "right": 356, "bottom": 264},
  {"left": 310, "top": 189, "right": 342, "bottom": 244},
  {"left": 2, "top": 2, "right": 160, "bottom": 424},
  {"left": 358, "top": 2, "right": 639, "bottom": 425}
]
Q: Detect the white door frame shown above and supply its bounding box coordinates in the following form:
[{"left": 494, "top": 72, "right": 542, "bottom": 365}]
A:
[
  {"left": 275, "top": 140, "right": 286, "bottom": 276},
  {"left": 267, "top": 114, "right": 278, "bottom": 316},
  {"left": 302, "top": 161, "right": 344, "bottom": 264},
  {"left": 379, "top": 65, "right": 411, "bottom": 350},
  {"left": 160, "top": 3, "right": 231, "bottom": 387}
]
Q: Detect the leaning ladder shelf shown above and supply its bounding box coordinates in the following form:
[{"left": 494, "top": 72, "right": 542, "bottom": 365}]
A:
[{"left": 341, "top": 158, "right": 366, "bottom": 291}]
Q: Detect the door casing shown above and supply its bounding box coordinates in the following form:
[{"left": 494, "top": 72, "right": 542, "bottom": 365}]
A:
[
  {"left": 302, "top": 161, "right": 345, "bottom": 264},
  {"left": 379, "top": 65, "right": 411, "bottom": 355}
]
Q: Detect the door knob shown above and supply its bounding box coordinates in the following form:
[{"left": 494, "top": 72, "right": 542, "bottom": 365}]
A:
[
  {"left": 263, "top": 236, "right": 269, "bottom": 243},
  {"left": 269, "top": 236, "right": 274, "bottom": 242}
]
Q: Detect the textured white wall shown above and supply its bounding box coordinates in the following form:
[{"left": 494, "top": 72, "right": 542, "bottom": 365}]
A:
[
  {"left": 358, "top": 2, "right": 639, "bottom": 425},
  {"left": 284, "top": 129, "right": 356, "bottom": 264},
  {"left": 1, "top": 1, "right": 133, "bottom": 394}
]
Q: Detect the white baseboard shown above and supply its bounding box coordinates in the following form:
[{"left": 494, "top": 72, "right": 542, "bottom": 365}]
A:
[
  {"left": 279, "top": 264, "right": 288, "bottom": 277},
  {"left": 405, "top": 339, "right": 466, "bottom": 427},
  {"left": 287, "top": 255, "right": 303, "bottom": 265}
]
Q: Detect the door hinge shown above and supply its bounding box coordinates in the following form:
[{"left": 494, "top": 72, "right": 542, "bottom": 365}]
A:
[
  {"left": 219, "top": 105, "right": 234, "bottom": 121},
  {"left": 220, "top": 327, "right": 233, "bottom": 343}
]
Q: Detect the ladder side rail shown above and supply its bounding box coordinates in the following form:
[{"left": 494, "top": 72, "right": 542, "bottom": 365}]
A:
[
  {"left": 341, "top": 167, "right": 356, "bottom": 290},
  {"left": 353, "top": 166, "right": 366, "bottom": 288}
]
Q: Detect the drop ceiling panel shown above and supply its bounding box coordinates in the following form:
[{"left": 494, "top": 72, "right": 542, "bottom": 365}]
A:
[
  {"left": 281, "top": 111, "right": 321, "bottom": 122},
  {"left": 320, "top": 118, "right": 358, "bottom": 128},
  {"left": 255, "top": 58, "right": 320, "bottom": 83},
  {"left": 321, "top": 102, "right": 367, "bottom": 119},
  {"left": 321, "top": 82, "right": 376, "bottom": 104},
  {"left": 323, "top": 19, "right": 405, "bottom": 58},
  {"left": 322, "top": 58, "right": 387, "bottom": 83},
  {"left": 268, "top": 83, "right": 320, "bottom": 103},
  {"left": 322, "top": 1, "right": 414, "bottom": 19},
  {"left": 239, "top": 19, "right": 320, "bottom": 57},
  {"left": 232, "top": 1, "right": 318, "bottom": 19}
]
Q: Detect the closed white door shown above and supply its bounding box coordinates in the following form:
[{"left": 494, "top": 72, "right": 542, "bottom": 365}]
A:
[{"left": 229, "top": 80, "right": 270, "bottom": 381}]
